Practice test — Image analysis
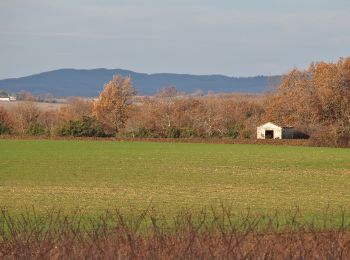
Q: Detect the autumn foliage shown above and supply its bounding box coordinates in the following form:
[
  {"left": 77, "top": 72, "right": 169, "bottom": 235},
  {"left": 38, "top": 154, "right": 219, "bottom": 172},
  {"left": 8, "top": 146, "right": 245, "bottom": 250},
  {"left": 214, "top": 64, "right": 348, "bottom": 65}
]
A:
[
  {"left": 1, "top": 57, "right": 349, "bottom": 146},
  {"left": 93, "top": 75, "right": 136, "bottom": 134},
  {"left": 264, "top": 58, "right": 350, "bottom": 145}
]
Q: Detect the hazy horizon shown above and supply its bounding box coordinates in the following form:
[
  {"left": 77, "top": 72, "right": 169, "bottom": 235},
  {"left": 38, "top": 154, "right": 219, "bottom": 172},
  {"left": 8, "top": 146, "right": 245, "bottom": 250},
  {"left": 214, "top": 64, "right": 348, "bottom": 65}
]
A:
[
  {"left": 0, "top": 67, "right": 282, "bottom": 81},
  {"left": 1, "top": 0, "right": 349, "bottom": 79}
]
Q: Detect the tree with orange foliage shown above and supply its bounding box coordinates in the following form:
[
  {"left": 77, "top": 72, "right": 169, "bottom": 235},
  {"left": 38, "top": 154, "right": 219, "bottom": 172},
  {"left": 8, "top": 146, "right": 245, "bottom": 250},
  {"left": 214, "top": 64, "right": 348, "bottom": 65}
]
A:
[
  {"left": 265, "top": 58, "right": 350, "bottom": 127},
  {"left": 93, "top": 75, "right": 136, "bottom": 134},
  {"left": 264, "top": 57, "right": 350, "bottom": 145},
  {"left": 263, "top": 69, "right": 314, "bottom": 126}
]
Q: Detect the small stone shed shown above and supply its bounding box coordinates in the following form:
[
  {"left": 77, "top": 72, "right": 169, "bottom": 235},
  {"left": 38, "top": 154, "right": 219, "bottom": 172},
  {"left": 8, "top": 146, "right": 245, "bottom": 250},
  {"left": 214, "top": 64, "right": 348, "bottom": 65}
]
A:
[{"left": 257, "top": 122, "right": 294, "bottom": 139}]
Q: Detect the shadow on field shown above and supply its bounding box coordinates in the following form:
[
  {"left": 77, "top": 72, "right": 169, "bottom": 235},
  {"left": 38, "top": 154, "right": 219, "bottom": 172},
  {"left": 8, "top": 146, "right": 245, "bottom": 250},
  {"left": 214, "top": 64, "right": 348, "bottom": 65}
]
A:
[{"left": 1, "top": 206, "right": 350, "bottom": 259}]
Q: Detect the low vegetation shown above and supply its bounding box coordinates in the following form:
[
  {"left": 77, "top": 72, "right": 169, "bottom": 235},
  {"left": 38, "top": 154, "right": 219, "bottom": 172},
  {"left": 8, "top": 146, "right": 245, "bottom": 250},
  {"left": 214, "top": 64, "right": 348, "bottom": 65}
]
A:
[{"left": 1, "top": 208, "right": 350, "bottom": 259}]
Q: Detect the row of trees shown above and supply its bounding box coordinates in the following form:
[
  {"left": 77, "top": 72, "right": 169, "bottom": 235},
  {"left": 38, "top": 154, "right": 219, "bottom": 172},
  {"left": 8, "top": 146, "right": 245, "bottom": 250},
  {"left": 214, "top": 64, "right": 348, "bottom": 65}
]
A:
[
  {"left": 1, "top": 58, "right": 349, "bottom": 146},
  {"left": 0, "top": 81, "right": 262, "bottom": 139}
]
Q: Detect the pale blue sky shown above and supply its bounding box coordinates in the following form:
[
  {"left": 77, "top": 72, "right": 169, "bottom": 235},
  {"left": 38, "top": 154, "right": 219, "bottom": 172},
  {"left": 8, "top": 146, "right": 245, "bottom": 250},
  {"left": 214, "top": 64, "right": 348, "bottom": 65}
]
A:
[{"left": 0, "top": 0, "right": 349, "bottom": 79}]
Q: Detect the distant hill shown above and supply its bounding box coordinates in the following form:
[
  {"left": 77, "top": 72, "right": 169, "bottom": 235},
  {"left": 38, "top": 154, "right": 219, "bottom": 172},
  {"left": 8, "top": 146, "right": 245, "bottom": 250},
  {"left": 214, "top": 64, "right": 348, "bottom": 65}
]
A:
[{"left": 0, "top": 69, "right": 281, "bottom": 97}]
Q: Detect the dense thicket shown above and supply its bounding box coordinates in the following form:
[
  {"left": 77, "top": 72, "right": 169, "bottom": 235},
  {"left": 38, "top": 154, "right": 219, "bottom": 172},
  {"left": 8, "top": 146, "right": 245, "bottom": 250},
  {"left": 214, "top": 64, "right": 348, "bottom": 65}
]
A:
[
  {"left": 0, "top": 58, "right": 349, "bottom": 146},
  {"left": 55, "top": 116, "right": 106, "bottom": 137}
]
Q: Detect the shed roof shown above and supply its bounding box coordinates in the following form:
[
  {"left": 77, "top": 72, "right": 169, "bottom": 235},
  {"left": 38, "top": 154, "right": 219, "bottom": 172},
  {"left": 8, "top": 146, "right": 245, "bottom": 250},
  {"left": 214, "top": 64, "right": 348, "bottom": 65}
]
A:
[{"left": 258, "top": 122, "right": 294, "bottom": 129}]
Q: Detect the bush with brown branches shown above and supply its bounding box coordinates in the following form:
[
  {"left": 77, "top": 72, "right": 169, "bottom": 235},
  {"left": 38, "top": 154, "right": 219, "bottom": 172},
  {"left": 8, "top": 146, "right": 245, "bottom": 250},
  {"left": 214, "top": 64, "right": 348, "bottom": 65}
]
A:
[{"left": 1, "top": 207, "right": 350, "bottom": 259}]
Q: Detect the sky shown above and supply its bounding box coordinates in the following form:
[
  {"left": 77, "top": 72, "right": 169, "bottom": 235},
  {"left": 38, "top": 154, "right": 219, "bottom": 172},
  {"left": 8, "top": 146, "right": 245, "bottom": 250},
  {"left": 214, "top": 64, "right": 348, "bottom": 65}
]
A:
[{"left": 0, "top": 0, "right": 349, "bottom": 79}]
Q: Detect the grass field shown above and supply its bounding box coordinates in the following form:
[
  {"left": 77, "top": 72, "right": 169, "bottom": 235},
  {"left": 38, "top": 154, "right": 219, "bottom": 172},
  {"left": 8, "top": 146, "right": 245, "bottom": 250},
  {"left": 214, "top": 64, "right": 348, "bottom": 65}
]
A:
[{"left": 0, "top": 139, "right": 349, "bottom": 219}]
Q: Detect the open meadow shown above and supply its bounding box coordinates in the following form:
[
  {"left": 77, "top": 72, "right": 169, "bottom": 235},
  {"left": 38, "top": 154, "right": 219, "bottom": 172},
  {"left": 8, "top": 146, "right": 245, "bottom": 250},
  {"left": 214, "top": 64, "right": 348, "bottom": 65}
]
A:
[{"left": 0, "top": 139, "right": 349, "bottom": 220}]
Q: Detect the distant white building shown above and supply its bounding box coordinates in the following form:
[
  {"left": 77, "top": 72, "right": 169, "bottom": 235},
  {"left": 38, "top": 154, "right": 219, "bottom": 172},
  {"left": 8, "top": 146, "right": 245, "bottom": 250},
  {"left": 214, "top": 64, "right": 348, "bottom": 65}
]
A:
[
  {"left": 0, "top": 96, "right": 16, "bottom": 102},
  {"left": 257, "top": 122, "right": 294, "bottom": 139}
]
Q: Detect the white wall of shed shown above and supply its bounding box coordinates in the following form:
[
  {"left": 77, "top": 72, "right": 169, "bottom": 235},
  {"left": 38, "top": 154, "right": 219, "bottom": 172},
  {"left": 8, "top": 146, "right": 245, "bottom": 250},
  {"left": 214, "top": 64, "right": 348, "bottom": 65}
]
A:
[{"left": 257, "top": 125, "right": 282, "bottom": 139}]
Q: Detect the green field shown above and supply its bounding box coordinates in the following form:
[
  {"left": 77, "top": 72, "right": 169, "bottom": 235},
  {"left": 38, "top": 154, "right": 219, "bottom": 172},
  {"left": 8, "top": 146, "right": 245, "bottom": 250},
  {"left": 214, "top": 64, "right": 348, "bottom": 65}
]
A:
[{"left": 0, "top": 140, "right": 349, "bottom": 219}]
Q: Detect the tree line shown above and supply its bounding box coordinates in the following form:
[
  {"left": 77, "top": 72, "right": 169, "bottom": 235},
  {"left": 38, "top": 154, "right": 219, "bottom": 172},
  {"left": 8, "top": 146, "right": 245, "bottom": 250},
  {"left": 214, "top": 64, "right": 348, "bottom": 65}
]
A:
[{"left": 0, "top": 58, "right": 349, "bottom": 146}]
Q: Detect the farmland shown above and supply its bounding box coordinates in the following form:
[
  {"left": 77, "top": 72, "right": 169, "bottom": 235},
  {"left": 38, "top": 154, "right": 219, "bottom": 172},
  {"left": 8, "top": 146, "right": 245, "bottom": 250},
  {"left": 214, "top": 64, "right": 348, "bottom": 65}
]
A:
[
  {"left": 0, "top": 100, "right": 65, "bottom": 111},
  {"left": 0, "top": 140, "right": 349, "bottom": 220}
]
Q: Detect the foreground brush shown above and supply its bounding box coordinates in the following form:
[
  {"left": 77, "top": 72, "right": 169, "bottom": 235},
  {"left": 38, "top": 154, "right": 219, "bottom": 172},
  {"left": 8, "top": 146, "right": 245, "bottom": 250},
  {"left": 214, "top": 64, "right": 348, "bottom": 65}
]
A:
[{"left": 1, "top": 207, "right": 350, "bottom": 259}]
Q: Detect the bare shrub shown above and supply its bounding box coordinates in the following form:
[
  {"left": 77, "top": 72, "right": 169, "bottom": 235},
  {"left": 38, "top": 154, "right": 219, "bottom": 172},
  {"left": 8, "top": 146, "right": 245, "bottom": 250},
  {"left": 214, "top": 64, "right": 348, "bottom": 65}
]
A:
[
  {"left": 0, "top": 106, "right": 13, "bottom": 134},
  {"left": 311, "top": 124, "right": 350, "bottom": 147},
  {"left": 10, "top": 102, "right": 41, "bottom": 135},
  {"left": 0, "top": 208, "right": 350, "bottom": 259},
  {"left": 58, "top": 98, "right": 93, "bottom": 122}
]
